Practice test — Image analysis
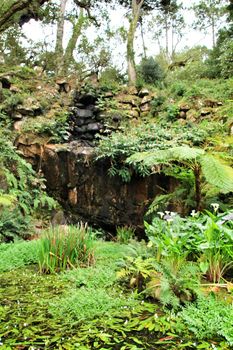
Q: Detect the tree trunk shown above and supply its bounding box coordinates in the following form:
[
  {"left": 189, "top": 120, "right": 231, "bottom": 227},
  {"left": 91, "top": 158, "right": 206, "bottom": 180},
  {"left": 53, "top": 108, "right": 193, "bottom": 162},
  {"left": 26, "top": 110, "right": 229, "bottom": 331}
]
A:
[
  {"left": 211, "top": 17, "right": 216, "bottom": 47},
  {"left": 140, "top": 20, "right": 147, "bottom": 58},
  {"left": 194, "top": 166, "right": 202, "bottom": 211},
  {"left": 165, "top": 15, "right": 169, "bottom": 58},
  {"left": 62, "top": 8, "right": 85, "bottom": 74},
  {"left": 127, "top": 0, "right": 144, "bottom": 86},
  {"left": 55, "top": 0, "right": 68, "bottom": 74}
]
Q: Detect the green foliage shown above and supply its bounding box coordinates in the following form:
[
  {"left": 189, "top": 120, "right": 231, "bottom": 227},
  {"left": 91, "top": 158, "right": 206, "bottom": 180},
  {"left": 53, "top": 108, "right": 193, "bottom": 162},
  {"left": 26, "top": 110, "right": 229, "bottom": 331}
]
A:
[
  {"left": 198, "top": 213, "right": 233, "bottom": 283},
  {"left": 0, "top": 132, "right": 57, "bottom": 241},
  {"left": 96, "top": 122, "right": 219, "bottom": 182},
  {"left": 50, "top": 287, "right": 136, "bottom": 322},
  {"left": 0, "top": 208, "right": 31, "bottom": 242},
  {"left": 200, "top": 155, "right": 233, "bottom": 193},
  {"left": 99, "top": 66, "right": 124, "bottom": 90},
  {"left": 22, "top": 111, "right": 70, "bottom": 143},
  {"left": 117, "top": 254, "right": 200, "bottom": 308},
  {"left": 0, "top": 240, "right": 38, "bottom": 272},
  {"left": 127, "top": 146, "right": 233, "bottom": 209},
  {"left": 138, "top": 57, "right": 165, "bottom": 85},
  {"left": 166, "top": 104, "right": 180, "bottom": 121},
  {"left": 38, "top": 224, "right": 94, "bottom": 274},
  {"left": 150, "top": 94, "right": 166, "bottom": 115},
  {"left": 116, "top": 225, "right": 135, "bottom": 243},
  {"left": 145, "top": 210, "right": 233, "bottom": 283},
  {"left": 170, "top": 82, "right": 187, "bottom": 97},
  {"left": 179, "top": 296, "right": 233, "bottom": 345}
]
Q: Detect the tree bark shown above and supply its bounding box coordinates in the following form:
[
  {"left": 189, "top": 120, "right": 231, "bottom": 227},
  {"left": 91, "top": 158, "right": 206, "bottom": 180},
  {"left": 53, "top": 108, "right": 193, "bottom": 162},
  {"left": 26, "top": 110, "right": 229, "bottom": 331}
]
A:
[
  {"left": 127, "top": 0, "right": 144, "bottom": 86},
  {"left": 55, "top": 0, "right": 68, "bottom": 74},
  {"left": 0, "top": 0, "right": 49, "bottom": 33},
  {"left": 165, "top": 14, "right": 169, "bottom": 58},
  {"left": 211, "top": 17, "right": 216, "bottom": 47},
  {"left": 140, "top": 19, "right": 147, "bottom": 58},
  {"left": 62, "top": 8, "right": 85, "bottom": 74}
]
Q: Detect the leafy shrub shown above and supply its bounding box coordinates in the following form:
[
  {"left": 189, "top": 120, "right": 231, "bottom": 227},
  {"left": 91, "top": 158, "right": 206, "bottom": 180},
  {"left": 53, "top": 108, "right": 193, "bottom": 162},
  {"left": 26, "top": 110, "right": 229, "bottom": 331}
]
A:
[
  {"left": 150, "top": 95, "right": 166, "bottom": 115},
  {"left": 145, "top": 211, "right": 233, "bottom": 283},
  {"left": 179, "top": 296, "right": 233, "bottom": 345},
  {"left": 99, "top": 66, "right": 124, "bottom": 91},
  {"left": 38, "top": 224, "right": 94, "bottom": 274},
  {"left": 138, "top": 57, "right": 165, "bottom": 85},
  {"left": 0, "top": 208, "right": 31, "bottom": 242},
  {"left": 22, "top": 111, "right": 70, "bottom": 143},
  {"left": 170, "top": 82, "right": 187, "bottom": 97},
  {"left": 166, "top": 104, "right": 180, "bottom": 121},
  {"left": 117, "top": 255, "right": 200, "bottom": 308},
  {"left": 0, "top": 133, "right": 57, "bottom": 241}
]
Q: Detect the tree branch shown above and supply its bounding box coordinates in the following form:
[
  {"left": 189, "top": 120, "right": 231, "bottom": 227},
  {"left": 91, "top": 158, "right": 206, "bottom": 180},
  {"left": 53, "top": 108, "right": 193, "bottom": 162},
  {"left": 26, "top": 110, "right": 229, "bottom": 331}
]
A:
[
  {"left": 0, "top": 0, "right": 50, "bottom": 33},
  {"left": 73, "top": 0, "right": 100, "bottom": 27}
]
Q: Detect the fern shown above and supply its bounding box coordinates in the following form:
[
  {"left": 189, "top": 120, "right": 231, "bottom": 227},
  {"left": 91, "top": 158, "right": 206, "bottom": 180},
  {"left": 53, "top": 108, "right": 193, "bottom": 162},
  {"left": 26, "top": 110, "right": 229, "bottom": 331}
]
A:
[
  {"left": 0, "top": 193, "right": 16, "bottom": 207},
  {"left": 127, "top": 146, "right": 233, "bottom": 209},
  {"left": 200, "top": 155, "right": 233, "bottom": 193}
]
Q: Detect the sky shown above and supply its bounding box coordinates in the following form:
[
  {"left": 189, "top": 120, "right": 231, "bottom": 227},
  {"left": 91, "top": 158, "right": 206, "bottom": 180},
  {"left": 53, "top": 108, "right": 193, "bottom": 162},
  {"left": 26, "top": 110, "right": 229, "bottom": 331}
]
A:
[{"left": 22, "top": 0, "right": 226, "bottom": 69}]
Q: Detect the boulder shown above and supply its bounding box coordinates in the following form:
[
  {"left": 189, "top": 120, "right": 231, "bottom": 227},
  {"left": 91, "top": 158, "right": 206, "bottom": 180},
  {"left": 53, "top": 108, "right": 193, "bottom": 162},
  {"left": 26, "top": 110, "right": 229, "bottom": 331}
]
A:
[
  {"left": 179, "top": 103, "right": 191, "bottom": 112},
  {"left": 138, "top": 88, "right": 149, "bottom": 97},
  {"left": 74, "top": 108, "right": 93, "bottom": 118},
  {"left": 200, "top": 108, "right": 212, "bottom": 116},
  {"left": 141, "top": 95, "right": 151, "bottom": 105},
  {"left": 104, "top": 91, "right": 114, "bottom": 98},
  {"left": 10, "top": 85, "right": 20, "bottom": 93},
  {"left": 128, "top": 109, "right": 140, "bottom": 119},
  {"left": 13, "top": 120, "right": 25, "bottom": 131},
  {"left": 140, "top": 103, "right": 150, "bottom": 112},
  {"left": 179, "top": 111, "right": 186, "bottom": 119},
  {"left": 204, "top": 99, "right": 222, "bottom": 108},
  {"left": 86, "top": 122, "right": 102, "bottom": 132}
]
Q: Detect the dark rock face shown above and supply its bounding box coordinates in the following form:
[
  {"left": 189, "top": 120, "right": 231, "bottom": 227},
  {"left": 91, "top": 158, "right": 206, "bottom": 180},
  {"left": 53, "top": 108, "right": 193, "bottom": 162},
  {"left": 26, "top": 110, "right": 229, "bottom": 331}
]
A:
[{"left": 36, "top": 143, "right": 175, "bottom": 230}]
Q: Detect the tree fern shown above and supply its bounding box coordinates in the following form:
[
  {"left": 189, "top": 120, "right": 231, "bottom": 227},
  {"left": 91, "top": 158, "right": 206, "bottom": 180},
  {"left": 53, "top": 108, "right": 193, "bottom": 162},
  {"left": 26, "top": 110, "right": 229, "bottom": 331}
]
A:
[
  {"left": 200, "top": 155, "right": 233, "bottom": 193},
  {"left": 127, "top": 146, "right": 233, "bottom": 210}
]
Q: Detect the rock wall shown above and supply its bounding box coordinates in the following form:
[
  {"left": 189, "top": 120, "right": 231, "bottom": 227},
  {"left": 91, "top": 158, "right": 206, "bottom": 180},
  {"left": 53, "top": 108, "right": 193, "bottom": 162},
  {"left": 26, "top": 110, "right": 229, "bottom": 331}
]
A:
[{"left": 17, "top": 140, "right": 175, "bottom": 230}]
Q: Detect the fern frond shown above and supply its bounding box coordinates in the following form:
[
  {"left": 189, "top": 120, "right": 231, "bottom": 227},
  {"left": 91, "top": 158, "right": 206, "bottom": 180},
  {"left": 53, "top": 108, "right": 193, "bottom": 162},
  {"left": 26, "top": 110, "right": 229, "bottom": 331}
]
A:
[
  {"left": 127, "top": 146, "right": 204, "bottom": 169},
  {"left": 170, "top": 146, "right": 204, "bottom": 160},
  {"left": 200, "top": 155, "right": 233, "bottom": 193}
]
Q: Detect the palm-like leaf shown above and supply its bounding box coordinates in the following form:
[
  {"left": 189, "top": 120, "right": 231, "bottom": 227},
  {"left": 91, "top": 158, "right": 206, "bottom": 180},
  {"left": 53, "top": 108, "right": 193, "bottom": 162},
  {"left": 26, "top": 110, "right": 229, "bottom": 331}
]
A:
[
  {"left": 200, "top": 155, "right": 233, "bottom": 193},
  {"left": 127, "top": 146, "right": 205, "bottom": 168}
]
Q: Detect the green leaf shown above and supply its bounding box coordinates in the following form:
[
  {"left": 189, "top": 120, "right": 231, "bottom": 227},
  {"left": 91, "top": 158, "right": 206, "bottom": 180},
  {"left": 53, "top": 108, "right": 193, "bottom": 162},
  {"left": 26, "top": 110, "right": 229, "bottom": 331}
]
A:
[{"left": 201, "top": 155, "right": 233, "bottom": 193}]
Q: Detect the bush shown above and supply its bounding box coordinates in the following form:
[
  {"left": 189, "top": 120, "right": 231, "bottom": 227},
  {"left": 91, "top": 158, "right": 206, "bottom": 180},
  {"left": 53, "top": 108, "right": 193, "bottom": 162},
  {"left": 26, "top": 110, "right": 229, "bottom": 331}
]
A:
[
  {"left": 166, "top": 104, "right": 180, "bottom": 121},
  {"left": 150, "top": 95, "right": 166, "bottom": 115},
  {"left": 138, "top": 57, "right": 165, "bottom": 85},
  {"left": 0, "top": 208, "right": 31, "bottom": 242},
  {"left": 170, "top": 82, "right": 187, "bottom": 97},
  {"left": 38, "top": 224, "right": 94, "bottom": 273}
]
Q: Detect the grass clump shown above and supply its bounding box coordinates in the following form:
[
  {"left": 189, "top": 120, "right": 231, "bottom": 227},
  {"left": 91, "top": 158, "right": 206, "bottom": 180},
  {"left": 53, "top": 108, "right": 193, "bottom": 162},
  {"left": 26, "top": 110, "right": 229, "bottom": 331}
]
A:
[{"left": 38, "top": 224, "right": 94, "bottom": 274}]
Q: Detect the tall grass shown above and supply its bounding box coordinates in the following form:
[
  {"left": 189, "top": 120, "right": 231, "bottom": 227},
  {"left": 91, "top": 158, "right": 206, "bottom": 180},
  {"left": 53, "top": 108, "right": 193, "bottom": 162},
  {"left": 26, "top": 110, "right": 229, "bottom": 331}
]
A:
[{"left": 38, "top": 224, "right": 94, "bottom": 274}]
